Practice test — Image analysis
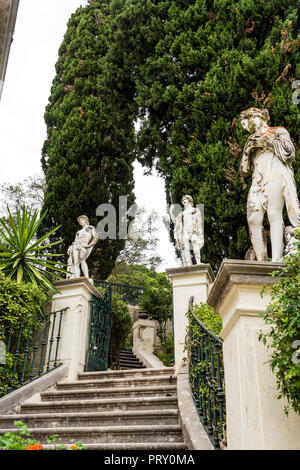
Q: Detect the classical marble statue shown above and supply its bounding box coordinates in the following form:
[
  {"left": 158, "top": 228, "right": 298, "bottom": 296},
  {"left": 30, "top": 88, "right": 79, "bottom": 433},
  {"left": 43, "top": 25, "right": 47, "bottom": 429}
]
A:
[
  {"left": 170, "top": 195, "right": 204, "bottom": 266},
  {"left": 240, "top": 108, "right": 300, "bottom": 261},
  {"left": 67, "top": 215, "right": 99, "bottom": 279}
]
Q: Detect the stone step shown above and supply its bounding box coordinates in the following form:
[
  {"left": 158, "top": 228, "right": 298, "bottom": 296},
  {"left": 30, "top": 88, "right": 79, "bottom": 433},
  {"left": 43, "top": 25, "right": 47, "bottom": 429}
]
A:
[
  {"left": 0, "top": 409, "right": 179, "bottom": 428},
  {"left": 56, "top": 374, "right": 176, "bottom": 390},
  {"left": 44, "top": 442, "right": 187, "bottom": 450},
  {"left": 41, "top": 385, "right": 177, "bottom": 402},
  {"left": 0, "top": 424, "right": 184, "bottom": 444},
  {"left": 20, "top": 396, "right": 179, "bottom": 414},
  {"left": 119, "top": 360, "right": 145, "bottom": 368},
  {"left": 78, "top": 367, "right": 174, "bottom": 381},
  {"left": 119, "top": 350, "right": 136, "bottom": 356},
  {"left": 120, "top": 365, "right": 146, "bottom": 370}
]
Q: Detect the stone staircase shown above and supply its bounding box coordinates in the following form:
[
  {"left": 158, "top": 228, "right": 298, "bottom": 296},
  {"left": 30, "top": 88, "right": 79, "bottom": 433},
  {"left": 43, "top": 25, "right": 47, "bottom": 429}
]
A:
[
  {"left": 119, "top": 350, "right": 145, "bottom": 370},
  {"left": 0, "top": 367, "right": 187, "bottom": 450}
]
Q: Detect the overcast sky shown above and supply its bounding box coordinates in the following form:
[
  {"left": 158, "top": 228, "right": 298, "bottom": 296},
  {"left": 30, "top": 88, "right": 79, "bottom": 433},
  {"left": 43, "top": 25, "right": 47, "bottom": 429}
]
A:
[{"left": 0, "top": 0, "right": 179, "bottom": 269}]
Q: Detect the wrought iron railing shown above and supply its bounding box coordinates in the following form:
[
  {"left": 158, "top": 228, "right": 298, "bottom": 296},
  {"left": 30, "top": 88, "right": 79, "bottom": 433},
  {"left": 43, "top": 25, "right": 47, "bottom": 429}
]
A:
[
  {"left": 189, "top": 312, "right": 226, "bottom": 449},
  {"left": 94, "top": 280, "right": 145, "bottom": 305},
  {"left": 87, "top": 286, "right": 112, "bottom": 372},
  {"left": 0, "top": 309, "right": 67, "bottom": 398}
]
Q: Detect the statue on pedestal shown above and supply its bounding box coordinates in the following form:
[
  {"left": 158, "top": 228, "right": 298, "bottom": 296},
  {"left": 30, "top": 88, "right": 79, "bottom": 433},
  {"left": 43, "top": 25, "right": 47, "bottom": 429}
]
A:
[
  {"left": 67, "top": 215, "right": 99, "bottom": 279},
  {"left": 170, "top": 195, "right": 204, "bottom": 266},
  {"left": 239, "top": 108, "right": 300, "bottom": 261}
]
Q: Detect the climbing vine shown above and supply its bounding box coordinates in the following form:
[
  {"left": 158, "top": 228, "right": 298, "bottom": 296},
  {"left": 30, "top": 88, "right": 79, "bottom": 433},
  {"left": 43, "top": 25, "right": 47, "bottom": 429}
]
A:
[{"left": 259, "top": 230, "right": 300, "bottom": 415}]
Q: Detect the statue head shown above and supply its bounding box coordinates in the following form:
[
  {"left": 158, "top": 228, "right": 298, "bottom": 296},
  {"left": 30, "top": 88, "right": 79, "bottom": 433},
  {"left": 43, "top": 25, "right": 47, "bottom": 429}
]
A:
[
  {"left": 77, "top": 215, "right": 89, "bottom": 227},
  {"left": 182, "top": 195, "right": 193, "bottom": 207},
  {"left": 240, "top": 108, "right": 270, "bottom": 133}
]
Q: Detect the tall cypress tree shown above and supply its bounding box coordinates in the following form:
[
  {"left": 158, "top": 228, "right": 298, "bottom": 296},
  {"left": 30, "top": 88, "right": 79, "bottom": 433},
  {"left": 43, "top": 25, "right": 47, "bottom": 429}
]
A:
[
  {"left": 40, "top": 1, "right": 136, "bottom": 279},
  {"left": 131, "top": 0, "right": 300, "bottom": 270}
]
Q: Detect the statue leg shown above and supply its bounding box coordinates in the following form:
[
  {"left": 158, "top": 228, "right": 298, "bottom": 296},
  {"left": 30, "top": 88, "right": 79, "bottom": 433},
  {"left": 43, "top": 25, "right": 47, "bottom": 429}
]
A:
[
  {"left": 267, "top": 180, "right": 284, "bottom": 261},
  {"left": 182, "top": 238, "right": 192, "bottom": 266},
  {"left": 247, "top": 196, "right": 267, "bottom": 261},
  {"left": 80, "top": 260, "right": 89, "bottom": 278},
  {"left": 73, "top": 250, "right": 81, "bottom": 278},
  {"left": 192, "top": 243, "right": 201, "bottom": 264}
]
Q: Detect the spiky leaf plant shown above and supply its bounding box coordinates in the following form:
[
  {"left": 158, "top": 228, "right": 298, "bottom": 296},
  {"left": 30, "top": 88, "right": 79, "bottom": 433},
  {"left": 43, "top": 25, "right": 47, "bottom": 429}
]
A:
[{"left": 0, "top": 207, "right": 66, "bottom": 291}]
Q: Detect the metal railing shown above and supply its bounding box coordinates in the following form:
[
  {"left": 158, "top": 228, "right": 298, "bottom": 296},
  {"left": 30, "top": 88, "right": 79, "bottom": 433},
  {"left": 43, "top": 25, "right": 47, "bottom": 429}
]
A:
[
  {"left": 94, "top": 280, "right": 145, "bottom": 305},
  {"left": 0, "top": 309, "right": 67, "bottom": 397},
  {"left": 189, "top": 312, "right": 226, "bottom": 449}
]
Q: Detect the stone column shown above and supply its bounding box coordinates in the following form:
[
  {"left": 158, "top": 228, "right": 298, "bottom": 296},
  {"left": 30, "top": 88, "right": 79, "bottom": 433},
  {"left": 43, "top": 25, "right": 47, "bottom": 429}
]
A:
[
  {"left": 46, "top": 277, "right": 101, "bottom": 381},
  {"left": 208, "top": 260, "right": 300, "bottom": 450},
  {"left": 166, "top": 264, "right": 214, "bottom": 372}
]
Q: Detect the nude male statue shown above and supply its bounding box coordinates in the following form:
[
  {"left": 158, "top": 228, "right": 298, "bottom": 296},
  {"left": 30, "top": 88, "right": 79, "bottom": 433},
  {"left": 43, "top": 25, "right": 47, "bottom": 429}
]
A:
[
  {"left": 170, "top": 195, "right": 204, "bottom": 266},
  {"left": 67, "top": 215, "right": 99, "bottom": 279}
]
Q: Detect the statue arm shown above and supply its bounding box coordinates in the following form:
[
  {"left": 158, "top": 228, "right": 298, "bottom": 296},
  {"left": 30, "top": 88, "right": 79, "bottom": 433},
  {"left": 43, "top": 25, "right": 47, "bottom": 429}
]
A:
[
  {"left": 85, "top": 227, "right": 99, "bottom": 248},
  {"left": 195, "top": 210, "right": 204, "bottom": 246}
]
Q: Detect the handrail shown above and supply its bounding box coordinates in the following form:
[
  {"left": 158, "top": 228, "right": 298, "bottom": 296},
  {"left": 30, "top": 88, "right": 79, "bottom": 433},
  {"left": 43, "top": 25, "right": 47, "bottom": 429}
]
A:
[
  {"left": 191, "top": 312, "right": 223, "bottom": 345},
  {"left": 189, "top": 310, "right": 226, "bottom": 449}
]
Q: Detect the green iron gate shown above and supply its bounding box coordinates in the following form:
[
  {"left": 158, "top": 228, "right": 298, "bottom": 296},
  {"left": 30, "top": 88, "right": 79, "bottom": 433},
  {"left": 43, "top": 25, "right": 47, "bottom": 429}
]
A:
[{"left": 86, "top": 286, "right": 112, "bottom": 371}]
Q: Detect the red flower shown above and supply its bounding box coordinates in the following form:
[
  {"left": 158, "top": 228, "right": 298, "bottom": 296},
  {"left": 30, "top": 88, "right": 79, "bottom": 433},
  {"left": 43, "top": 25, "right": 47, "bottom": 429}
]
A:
[{"left": 26, "top": 444, "right": 43, "bottom": 450}]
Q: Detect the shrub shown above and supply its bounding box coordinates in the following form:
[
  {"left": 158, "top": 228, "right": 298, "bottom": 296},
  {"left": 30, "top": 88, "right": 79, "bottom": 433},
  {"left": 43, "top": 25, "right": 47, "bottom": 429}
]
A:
[
  {"left": 0, "top": 421, "right": 86, "bottom": 450},
  {"left": 0, "top": 207, "right": 66, "bottom": 291},
  {"left": 191, "top": 303, "right": 223, "bottom": 336},
  {"left": 155, "top": 333, "right": 174, "bottom": 367},
  {"left": 140, "top": 272, "right": 172, "bottom": 345},
  {"left": 0, "top": 275, "right": 49, "bottom": 330},
  {"left": 0, "top": 275, "right": 50, "bottom": 398},
  {"left": 259, "top": 231, "right": 300, "bottom": 415}
]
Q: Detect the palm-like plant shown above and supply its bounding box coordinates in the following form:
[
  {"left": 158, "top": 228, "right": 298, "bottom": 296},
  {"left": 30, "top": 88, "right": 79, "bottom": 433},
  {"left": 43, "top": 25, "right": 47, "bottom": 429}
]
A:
[{"left": 0, "top": 207, "right": 67, "bottom": 290}]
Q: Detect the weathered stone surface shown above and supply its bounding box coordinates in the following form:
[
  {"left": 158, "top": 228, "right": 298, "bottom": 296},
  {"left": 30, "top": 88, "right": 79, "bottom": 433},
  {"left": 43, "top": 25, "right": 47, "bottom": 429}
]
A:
[
  {"left": 0, "top": 367, "right": 187, "bottom": 449},
  {"left": 170, "top": 195, "right": 204, "bottom": 266},
  {"left": 239, "top": 108, "right": 300, "bottom": 261}
]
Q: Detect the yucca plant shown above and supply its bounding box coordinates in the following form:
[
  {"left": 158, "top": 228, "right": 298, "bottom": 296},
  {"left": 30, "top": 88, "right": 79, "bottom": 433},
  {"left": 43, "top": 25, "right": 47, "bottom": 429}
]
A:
[{"left": 0, "top": 207, "right": 67, "bottom": 291}]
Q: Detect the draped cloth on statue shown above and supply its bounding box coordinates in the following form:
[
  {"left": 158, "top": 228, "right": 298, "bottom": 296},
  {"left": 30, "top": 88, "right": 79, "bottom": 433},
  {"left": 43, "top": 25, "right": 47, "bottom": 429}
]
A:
[{"left": 246, "top": 127, "right": 300, "bottom": 228}]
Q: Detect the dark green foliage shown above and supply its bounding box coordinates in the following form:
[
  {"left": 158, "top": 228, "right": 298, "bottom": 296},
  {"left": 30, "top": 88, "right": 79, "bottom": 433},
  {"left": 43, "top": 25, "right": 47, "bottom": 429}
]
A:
[
  {"left": 140, "top": 271, "right": 173, "bottom": 344},
  {"left": 0, "top": 207, "right": 66, "bottom": 291},
  {"left": 0, "top": 275, "right": 49, "bottom": 330},
  {"left": 192, "top": 303, "right": 223, "bottom": 336},
  {"left": 41, "top": 0, "right": 300, "bottom": 275},
  {"left": 40, "top": 1, "right": 136, "bottom": 279},
  {"left": 129, "top": 0, "right": 300, "bottom": 270},
  {"left": 154, "top": 332, "right": 174, "bottom": 367},
  {"left": 0, "top": 275, "right": 49, "bottom": 397},
  {"left": 108, "top": 263, "right": 159, "bottom": 286},
  {"left": 259, "top": 231, "right": 300, "bottom": 416}
]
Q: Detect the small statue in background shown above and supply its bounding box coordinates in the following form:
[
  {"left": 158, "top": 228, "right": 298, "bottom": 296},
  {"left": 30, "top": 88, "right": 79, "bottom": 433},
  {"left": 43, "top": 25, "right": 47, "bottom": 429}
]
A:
[
  {"left": 284, "top": 226, "right": 299, "bottom": 257},
  {"left": 240, "top": 107, "right": 300, "bottom": 261},
  {"left": 170, "top": 195, "right": 204, "bottom": 266},
  {"left": 67, "top": 215, "right": 99, "bottom": 279}
]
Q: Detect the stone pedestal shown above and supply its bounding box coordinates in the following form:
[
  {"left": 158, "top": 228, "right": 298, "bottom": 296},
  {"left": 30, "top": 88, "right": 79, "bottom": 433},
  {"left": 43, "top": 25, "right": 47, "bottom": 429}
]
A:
[
  {"left": 166, "top": 264, "right": 214, "bottom": 372},
  {"left": 46, "top": 277, "right": 101, "bottom": 381},
  {"left": 133, "top": 319, "right": 155, "bottom": 355},
  {"left": 208, "top": 260, "right": 300, "bottom": 450}
]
